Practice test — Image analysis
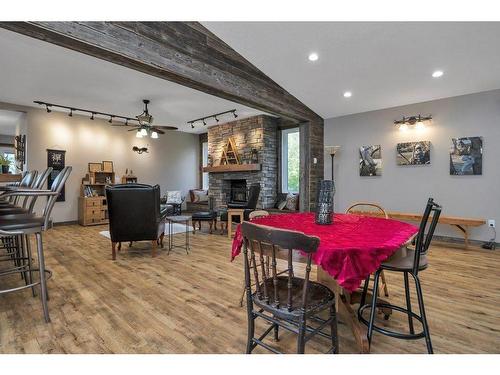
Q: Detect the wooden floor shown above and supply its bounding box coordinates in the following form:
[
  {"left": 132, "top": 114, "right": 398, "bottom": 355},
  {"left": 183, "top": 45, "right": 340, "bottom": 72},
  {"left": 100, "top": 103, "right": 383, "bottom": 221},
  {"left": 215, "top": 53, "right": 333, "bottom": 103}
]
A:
[{"left": 1, "top": 224, "right": 499, "bottom": 353}]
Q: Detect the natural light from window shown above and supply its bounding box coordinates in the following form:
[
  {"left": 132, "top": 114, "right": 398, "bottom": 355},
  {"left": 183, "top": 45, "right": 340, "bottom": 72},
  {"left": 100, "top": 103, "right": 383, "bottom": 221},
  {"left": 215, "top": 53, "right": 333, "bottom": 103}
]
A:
[{"left": 281, "top": 128, "right": 299, "bottom": 193}]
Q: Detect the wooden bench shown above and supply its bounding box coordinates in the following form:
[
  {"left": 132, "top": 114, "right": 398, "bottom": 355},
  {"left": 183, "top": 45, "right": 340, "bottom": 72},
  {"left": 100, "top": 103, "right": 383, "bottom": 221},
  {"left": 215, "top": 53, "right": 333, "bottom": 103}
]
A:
[{"left": 350, "top": 210, "right": 486, "bottom": 248}]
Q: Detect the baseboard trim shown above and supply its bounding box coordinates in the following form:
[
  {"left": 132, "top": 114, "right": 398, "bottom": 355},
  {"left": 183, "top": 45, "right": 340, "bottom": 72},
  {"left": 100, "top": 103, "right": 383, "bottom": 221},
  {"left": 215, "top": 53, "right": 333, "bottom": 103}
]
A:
[
  {"left": 52, "top": 220, "right": 79, "bottom": 227},
  {"left": 432, "top": 234, "right": 498, "bottom": 249}
]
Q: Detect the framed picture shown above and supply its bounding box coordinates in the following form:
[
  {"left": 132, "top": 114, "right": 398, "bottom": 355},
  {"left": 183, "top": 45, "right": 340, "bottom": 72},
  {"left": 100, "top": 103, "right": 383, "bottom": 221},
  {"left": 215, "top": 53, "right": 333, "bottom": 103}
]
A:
[
  {"left": 47, "top": 149, "right": 66, "bottom": 202},
  {"left": 396, "top": 141, "right": 431, "bottom": 166},
  {"left": 88, "top": 162, "right": 102, "bottom": 173},
  {"left": 359, "top": 145, "right": 382, "bottom": 176},
  {"left": 102, "top": 160, "right": 114, "bottom": 173},
  {"left": 450, "top": 137, "right": 483, "bottom": 175}
]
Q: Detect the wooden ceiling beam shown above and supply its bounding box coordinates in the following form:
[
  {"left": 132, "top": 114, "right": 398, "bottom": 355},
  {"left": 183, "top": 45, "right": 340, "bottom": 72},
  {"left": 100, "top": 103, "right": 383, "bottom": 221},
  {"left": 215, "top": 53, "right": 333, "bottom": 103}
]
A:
[{"left": 0, "top": 21, "right": 322, "bottom": 123}]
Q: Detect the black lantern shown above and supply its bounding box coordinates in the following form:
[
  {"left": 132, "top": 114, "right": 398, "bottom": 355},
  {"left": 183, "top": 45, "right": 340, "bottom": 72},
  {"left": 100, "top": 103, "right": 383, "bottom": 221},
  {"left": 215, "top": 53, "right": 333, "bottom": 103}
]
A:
[{"left": 315, "top": 180, "right": 335, "bottom": 225}]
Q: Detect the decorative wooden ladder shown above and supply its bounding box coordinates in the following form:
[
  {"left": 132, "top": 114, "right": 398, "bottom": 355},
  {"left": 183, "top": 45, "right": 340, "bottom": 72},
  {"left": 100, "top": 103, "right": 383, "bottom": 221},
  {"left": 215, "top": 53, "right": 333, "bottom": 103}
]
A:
[{"left": 220, "top": 137, "right": 240, "bottom": 165}]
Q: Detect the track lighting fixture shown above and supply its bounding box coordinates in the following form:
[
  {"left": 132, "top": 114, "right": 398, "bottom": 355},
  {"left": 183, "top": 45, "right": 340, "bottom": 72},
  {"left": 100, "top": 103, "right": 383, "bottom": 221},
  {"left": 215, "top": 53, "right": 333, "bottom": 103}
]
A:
[
  {"left": 187, "top": 109, "right": 238, "bottom": 129},
  {"left": 33, "top": 100, "right": 178, "bottom": 137}
]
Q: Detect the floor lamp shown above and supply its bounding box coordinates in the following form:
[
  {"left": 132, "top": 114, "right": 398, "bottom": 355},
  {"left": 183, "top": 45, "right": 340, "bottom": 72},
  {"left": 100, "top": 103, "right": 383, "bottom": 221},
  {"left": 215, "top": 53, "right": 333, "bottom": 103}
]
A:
[{"left": 325, "top": 146, "right": 341, "bottom": 180}]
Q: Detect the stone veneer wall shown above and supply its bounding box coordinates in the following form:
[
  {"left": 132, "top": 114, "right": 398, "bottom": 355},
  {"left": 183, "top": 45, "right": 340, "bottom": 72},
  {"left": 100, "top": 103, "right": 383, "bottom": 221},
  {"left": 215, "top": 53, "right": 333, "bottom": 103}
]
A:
[{"left": 208, "top": 115, "right": 278, "bottom": 209}]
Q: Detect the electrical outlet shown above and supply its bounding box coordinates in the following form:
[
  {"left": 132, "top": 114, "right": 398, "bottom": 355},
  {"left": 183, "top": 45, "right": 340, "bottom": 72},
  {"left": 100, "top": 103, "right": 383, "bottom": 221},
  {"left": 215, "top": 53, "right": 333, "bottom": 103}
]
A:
[{"left": 488, "top": 219, "right": 496, "bottom": 228}]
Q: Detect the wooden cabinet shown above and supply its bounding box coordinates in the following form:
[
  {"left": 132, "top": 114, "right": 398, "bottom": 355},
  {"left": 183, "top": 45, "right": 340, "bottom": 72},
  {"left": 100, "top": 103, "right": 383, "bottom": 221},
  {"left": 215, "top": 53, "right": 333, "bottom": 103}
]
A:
[{"left": 78, "top": 196, "right": 109, "bottom": 226}]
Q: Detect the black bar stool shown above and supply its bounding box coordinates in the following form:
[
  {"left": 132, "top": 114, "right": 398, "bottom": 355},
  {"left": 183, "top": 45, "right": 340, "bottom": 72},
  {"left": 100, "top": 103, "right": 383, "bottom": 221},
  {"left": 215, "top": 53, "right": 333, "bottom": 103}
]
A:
[
  {"left": 0, "top": 166, "right": 72, "bottom": 323},
  {"left": 358, "top": 198, "right": 442, "bottom": 354}
]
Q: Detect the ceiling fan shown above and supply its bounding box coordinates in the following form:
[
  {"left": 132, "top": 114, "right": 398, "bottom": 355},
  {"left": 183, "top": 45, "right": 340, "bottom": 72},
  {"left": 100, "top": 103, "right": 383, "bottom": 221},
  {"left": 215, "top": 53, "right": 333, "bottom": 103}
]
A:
[{"left": 113, "top": 99, "right": 178, "bottom": 138}]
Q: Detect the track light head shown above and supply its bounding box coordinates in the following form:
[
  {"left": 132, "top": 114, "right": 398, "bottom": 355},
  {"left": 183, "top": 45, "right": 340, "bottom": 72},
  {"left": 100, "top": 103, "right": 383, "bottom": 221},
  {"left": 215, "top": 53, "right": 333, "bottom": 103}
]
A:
[
  {"left": 90, "top": 113, "right": 95, "bottom": 120},
  {"left": 233, "top": 111, "right": 238, "bottom": 118},
  {"left": 109, "top": 116, "right": 113, "bottom": 123},
  {"left": 125, "top": 119, "right": 128, "bottom": 125},
  {"left": 215, "top": 116, "right": 219, "bottom": 122},
  {"left": 46, "top": 105, "right": 51, "bottom": 113},
  {"left": 203, "top": 120, "right": 207, "bottom": 126},
  {"left": 68, "top": 109, "right": 73, "bottom": 117},
  {"left": 191, "top": 123, "right": 194, "bottom": 129}
]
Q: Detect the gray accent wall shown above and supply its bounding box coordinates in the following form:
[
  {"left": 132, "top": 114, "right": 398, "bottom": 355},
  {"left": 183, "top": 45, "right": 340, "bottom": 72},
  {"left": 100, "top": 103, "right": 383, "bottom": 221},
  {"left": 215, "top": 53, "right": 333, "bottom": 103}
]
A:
[{"left": 324, "top": 89, "right": 500, "bottom": 242}]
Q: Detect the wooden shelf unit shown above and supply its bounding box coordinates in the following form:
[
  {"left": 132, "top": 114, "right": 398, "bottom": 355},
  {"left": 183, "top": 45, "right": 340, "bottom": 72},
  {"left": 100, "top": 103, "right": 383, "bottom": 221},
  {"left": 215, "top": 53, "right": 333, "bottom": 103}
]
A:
[
  {"left": 78, "top": 170, "right": 115, "bottom": 226},
  {"left": 202, "top": 164, "right": 261, "bottom": 173},
  {"left": 121, "top": 175, "right": 138, "bottom": 184}
]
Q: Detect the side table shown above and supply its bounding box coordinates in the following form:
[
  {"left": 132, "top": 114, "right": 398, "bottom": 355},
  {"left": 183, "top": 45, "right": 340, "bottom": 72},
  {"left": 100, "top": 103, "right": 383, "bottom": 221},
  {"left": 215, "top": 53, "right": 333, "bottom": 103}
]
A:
[{"left": 165, "top": 215, "right": 191, "bottom": 254}]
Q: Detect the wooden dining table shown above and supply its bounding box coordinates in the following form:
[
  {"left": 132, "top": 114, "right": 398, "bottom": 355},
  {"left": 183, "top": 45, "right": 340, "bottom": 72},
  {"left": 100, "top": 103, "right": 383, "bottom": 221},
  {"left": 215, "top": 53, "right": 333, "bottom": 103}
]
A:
[{"left": 231, "top": 212, "right": 418, "bottom": 353}]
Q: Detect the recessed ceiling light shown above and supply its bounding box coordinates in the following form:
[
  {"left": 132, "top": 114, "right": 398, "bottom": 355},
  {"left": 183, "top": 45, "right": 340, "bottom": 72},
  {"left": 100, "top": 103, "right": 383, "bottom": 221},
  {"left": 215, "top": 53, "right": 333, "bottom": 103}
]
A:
[
  {"left": 343, "top": 91, "right": 352, "bottom": 98},
  {"left": 432, "top": 70, "right": 444, "bottom": 78},
  {"left": 308, "top": 53, "right": 319, "bottom": 62}
]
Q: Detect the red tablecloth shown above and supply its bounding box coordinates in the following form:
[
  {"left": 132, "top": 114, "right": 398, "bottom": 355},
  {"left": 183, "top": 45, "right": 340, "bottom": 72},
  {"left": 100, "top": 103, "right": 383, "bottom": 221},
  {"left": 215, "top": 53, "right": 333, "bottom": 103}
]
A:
[{"left": 231, "top": 212, "right": 418, "bottom": 292}]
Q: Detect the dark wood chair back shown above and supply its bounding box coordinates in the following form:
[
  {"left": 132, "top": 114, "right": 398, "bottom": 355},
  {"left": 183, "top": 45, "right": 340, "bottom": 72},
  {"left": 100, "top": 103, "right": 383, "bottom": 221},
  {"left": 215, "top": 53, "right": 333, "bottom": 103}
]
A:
[
  {"left": 241, "top": 221, "right": 320, "bottom": 312},
  {"left": 413, "top": 198, "right": 442, "bottom": 274}
]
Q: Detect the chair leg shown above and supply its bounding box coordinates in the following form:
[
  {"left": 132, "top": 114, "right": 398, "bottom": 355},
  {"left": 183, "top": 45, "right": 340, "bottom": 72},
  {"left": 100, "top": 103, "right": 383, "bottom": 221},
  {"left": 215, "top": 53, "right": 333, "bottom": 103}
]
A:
[
  {"left": 160, "top": 233, "right": 165, "bottom": 248},
  {"left": 129, "top": 241, "right": 133, "bottom": 247},
  {"left": 367, "top": 270, "right": 381, "bottom": 346},
  {"left": 151, "top": 240, "right": 157, "bottom": 258},
  {"left": 297, "top": 318, "right": 307, "bottom": 354},
  {"left": 118, "top": 242, "right": 122, "bottom": 251},
  {"left": 25, "top": 235, "right": 36, "bottom": 297},
  {"left": 412, "top": 273, "right": 433, "bottom": 354},
  {"left": 330, "top": 304, "right": 339, "bottom": 353},
  {"left": 209, "top": 221, "right": 213, "bottom": 234},
  {"left": 380, "top": 270, "right": 389, "bottom": 297},
  {"left": 239, "top": 283, "right": 246, "bottom": 307},
  {"left": 404, "top": 272, "right": 415, "bottom": 334},
  {"left": 273, "top": 320, "right": 279, "bottom": 342},
  {"left": 35, "top": 232, "right": 50, "bottom": 323},
  {"left": 111, "top": 242, "right": 117, "bottom": 260},
  {"left": 360, "top": 275, "right": 370, "bottom": 308},
  {"left": 192, "top": 221, "right": 196, "bottom": 233},
  {"left": 246, "top": 291, "right": 255, "bottom": 354}
]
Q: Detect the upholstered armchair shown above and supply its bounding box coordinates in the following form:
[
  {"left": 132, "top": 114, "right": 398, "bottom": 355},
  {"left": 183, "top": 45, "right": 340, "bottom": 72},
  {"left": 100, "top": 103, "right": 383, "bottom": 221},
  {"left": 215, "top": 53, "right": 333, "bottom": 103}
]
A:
[{"left": 106, "top": 183, "right": 166, "bottom": 260}]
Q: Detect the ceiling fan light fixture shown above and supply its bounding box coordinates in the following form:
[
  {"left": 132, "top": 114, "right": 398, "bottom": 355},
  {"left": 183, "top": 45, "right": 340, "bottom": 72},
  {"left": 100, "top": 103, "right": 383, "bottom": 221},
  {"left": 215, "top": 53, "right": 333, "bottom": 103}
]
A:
[
  {"left": 140, "top": 128, "right": 148, "bottom": 136},
  {"left": 151, "top": 131, "right": 159, "bottom": 139},
  {"left": 136, "top": 130, "right": 143, "bottom": 138}
]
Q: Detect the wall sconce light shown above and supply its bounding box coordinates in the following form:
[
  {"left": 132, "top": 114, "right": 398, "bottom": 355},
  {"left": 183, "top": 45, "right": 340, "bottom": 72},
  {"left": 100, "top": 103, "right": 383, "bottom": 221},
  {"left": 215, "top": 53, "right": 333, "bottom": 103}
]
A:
[
  {"left": 394, "top": 115, "right": 432, "bottom": 131},
  {"left": 132, "top": 146, "right": 149, "bottom": 154}
]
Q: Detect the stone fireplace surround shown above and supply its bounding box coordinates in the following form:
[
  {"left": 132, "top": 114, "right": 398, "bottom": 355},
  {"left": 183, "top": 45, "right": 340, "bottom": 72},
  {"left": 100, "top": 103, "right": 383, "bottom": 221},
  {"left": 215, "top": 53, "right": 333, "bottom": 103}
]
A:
[{"left": 208, "top": 115, "right": 278, "bottom": 209}]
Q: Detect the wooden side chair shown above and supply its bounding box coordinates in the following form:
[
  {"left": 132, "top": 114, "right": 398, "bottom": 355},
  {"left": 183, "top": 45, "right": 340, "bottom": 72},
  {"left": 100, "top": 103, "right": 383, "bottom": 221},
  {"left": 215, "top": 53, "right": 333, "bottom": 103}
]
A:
[
  {"left": 238, "top": 210, "right": 270, "bottom": 306},
  {"left": 241, "top": 222, "right": 339, "bottom": 354},
  {"left": 345, "top": 202, "right": 390, "bottom": 297}
]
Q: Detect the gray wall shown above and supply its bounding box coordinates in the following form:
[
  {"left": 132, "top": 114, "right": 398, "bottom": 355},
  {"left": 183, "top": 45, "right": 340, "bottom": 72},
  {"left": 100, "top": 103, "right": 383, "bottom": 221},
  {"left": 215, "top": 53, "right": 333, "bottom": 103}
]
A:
[
  {"left": 0, "top": 101, "right": 199, "bottom": 223},
  {"left": 324, "top": 89, "right": 500, "bottom": 242}
]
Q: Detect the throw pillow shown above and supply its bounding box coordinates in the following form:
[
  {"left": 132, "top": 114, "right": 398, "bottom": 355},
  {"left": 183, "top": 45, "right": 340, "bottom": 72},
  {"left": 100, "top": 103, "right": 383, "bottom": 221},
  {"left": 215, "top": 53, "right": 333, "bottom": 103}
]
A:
[
  {"left": 285, "top": 194, "right": 298, "bottom": 211},
  {"left": 277, "top": 200, "right": 287, "bottom": 210},
  {"left": 274, "top": 193, "right": 288, "bottom": 209},
  {"left": 167, "top": 190, "right": 182, "bottom": 204},
  {"left": 193, "top": 189, "right": 208, "bottom": 202}
]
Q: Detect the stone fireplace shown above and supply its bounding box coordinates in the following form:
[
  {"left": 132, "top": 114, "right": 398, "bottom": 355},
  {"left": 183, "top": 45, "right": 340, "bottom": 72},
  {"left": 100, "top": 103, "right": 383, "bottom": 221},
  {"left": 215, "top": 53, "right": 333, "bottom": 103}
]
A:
[{"left": 208, "top": 115, "right": 278, "bottom": 208}]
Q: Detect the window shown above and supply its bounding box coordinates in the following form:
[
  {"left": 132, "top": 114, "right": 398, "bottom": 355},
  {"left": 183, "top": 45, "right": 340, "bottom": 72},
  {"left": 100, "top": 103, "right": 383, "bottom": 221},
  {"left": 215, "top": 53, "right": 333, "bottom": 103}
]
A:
[
  {"left": 281, "top": 128, "right": 300, "bottom": 193},
  {"left": 3, "top": 152, "right": 15, "bottom": 174},
  {"left": 202, "top": 141, "right": 209, "bottom": 190}
]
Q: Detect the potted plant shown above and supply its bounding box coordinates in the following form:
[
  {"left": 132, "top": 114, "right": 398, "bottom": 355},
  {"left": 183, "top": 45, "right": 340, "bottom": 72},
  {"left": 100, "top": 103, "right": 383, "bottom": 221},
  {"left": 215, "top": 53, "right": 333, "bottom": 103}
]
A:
[{"left": 0, "top": 155, "right": 12, "bottom": 174}]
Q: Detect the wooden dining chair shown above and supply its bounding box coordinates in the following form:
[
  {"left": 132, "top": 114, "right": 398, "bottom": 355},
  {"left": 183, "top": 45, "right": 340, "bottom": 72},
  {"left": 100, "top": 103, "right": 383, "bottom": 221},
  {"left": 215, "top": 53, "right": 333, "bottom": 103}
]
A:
[
  {"left": 239, "top": 209, "right": 270, "bottom": 306},
  {"left": 345, "top": 202, "right": 390, "bottom": 297},
  {"left": 241, "top": 222, "right": 339, "bottom": 354}
]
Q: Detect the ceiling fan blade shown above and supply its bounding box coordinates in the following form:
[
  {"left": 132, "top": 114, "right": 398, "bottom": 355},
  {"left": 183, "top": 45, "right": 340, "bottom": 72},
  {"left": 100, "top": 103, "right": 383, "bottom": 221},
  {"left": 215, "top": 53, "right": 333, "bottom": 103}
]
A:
[
  {"left": 153, "top": 125, "right": 178, "bottom": 130},
  {"left": 151, "top": 128, "right": 165, "bottom": 134},
  {"left": 127, "top": 127, "right": 140, "bottom": 131}
]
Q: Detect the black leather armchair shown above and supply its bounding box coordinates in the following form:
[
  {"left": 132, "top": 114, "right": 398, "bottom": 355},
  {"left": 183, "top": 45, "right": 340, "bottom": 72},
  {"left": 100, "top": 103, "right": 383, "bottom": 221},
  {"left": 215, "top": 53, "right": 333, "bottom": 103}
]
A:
[{"left": 106, "top": 183, "right": 165, "bottom": 260}]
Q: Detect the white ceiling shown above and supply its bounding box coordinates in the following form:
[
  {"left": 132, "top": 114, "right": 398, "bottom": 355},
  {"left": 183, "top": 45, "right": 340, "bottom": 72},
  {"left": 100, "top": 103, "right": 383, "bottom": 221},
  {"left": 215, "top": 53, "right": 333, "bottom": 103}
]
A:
[
  {"left": 0, "top": 28, "right": 265, "bottom": 134},
  {"left": 0, "top": 110, "right": 24, "bottom": 136},
  {"left": 203, "top": 22, "right": 500, "bottom": 119}
]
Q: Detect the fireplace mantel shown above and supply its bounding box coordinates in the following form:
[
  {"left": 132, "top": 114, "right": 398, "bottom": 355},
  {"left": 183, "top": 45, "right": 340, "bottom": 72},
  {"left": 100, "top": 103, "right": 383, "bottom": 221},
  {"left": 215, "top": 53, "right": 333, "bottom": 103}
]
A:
[{"left": 202, "top": 164, "right": 261, "bottom": 173}]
